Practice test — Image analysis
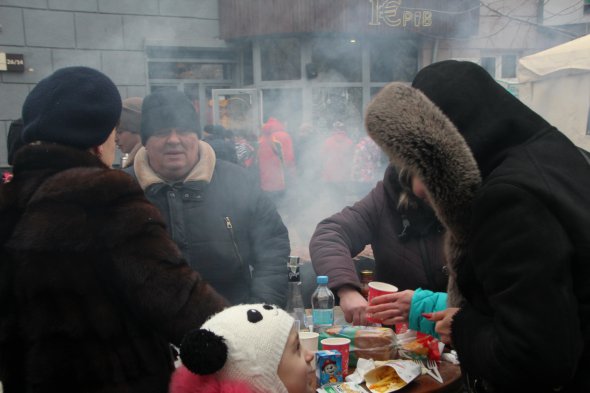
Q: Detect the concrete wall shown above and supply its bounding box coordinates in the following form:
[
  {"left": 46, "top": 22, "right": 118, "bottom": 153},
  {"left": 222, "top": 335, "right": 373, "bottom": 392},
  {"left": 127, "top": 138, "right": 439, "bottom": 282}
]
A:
[
  {"left": 421, "top": 1, "right": 570, "bottom": 67},
  {"left": 0, "top": 0, "right": 220, "bottom": 166}
]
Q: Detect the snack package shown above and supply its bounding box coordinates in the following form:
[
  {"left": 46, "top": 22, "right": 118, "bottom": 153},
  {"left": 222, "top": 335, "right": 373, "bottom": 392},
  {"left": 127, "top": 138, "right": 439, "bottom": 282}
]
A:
[
  {"left": 316, "top": 350, "right": 344, "bottom": 386},
  {"left": 319, "top": 326, "right": 397, "bottom": 367},
  {"left": 316, "top": 382, "right": 369, "bottom": 393},
  {"left": 396, "top": 330, "right": 442, "bottom": 361},
  {"left": 364, "top": 360, "right": 421, "bottom": 393}
]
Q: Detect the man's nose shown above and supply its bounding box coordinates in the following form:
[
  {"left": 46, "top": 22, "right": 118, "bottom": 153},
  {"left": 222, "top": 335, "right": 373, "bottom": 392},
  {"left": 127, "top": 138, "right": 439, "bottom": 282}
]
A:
[{"left": 166, "top": 130, "right": 181, "bottom": 143}]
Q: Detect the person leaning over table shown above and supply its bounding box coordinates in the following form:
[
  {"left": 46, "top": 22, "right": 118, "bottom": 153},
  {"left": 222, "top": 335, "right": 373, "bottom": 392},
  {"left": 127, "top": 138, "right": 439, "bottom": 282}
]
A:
[
  {"left": 125, "top": 90, "right": 290, "bottom": 307},
  {"left": 366, "top": 60, "right": 590, "bottom": 393},
  {"left": 310, "top": 163, "right": 448, "bottom": 336},
  {"left": 0, "top": 67, "right": 228, "bottom": 393}
]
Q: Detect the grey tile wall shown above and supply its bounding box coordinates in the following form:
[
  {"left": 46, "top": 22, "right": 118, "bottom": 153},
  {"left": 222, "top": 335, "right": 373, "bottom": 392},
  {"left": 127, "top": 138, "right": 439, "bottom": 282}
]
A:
[
  {"left": 98, "top": 0, "right": 158, "bottom": 15},
  {"left": 0, "top": 84, "right": 30, "bottom": 120},
  {"left": 48, "top": 0, "right": 98, "bottom": 12},
  {"left": 0, "top": 7, "right": 25, "bottom": 46},
  {"left": 0, "top": 121, "right": 7, "bottom": 167},
  {"left": 75, "top": 13, "right": 124, "bottom": 49},
  {"left": 52, "top": 49, "right": 101, "bottom": 70},
  {"left": 0, "top": 1, "right": 223, "bottom": 164},
  {"left": 0, "top": 0, "right": 47, "bottom": 8},
  {"left": 101, "top": 51, "right": 145, "bottom": 85},
  {"left": 159, "top": 0, "right": 218, "bottom": 18},
  {"left": 24, "top": 9, "right": 75, "bottom": 48},
  {"left": 123, "top": 15, "right": 219, "bottom": 49}
]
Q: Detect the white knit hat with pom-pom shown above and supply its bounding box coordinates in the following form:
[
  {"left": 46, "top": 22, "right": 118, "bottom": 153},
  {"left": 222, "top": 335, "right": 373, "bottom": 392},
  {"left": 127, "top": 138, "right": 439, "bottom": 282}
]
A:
[{"left": 179, "top": 304, "right": 295, "bottom": 393}]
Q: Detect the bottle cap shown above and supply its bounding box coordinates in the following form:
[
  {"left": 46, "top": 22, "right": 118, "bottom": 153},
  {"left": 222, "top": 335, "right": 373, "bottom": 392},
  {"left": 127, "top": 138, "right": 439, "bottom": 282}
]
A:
[
  {"left": 288, "top": 256, "right": 300, "bottom": 266},
  {"left": 317, "top": 275, "right": 328, "bottom": 285}
]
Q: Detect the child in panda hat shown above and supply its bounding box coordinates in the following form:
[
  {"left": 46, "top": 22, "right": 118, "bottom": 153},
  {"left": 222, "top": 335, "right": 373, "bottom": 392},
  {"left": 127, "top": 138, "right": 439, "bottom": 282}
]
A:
[{"left": 170, "top": 304, "right": 315, "bottom": 393}]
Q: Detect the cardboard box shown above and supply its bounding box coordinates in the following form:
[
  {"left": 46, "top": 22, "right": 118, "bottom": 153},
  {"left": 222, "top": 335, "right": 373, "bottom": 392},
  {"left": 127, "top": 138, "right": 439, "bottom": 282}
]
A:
[{"left": 316, "top": 350, "right": 343, "bottom": 386}]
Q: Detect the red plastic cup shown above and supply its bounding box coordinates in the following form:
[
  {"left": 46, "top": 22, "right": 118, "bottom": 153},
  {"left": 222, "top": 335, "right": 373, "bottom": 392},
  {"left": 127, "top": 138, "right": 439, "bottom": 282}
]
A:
[
  {"left": 366, "top": 281, "right": 398, "bottom": 324},
  {"left": 321, "top": 337, "right": 351, "bottom": 376}
]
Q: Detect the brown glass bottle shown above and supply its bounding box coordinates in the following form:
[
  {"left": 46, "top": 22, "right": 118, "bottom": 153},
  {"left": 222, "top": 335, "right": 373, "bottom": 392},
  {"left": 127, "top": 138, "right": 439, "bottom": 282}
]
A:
[{"left": 360, "top": 269, "right": 374, "bottom": 299}]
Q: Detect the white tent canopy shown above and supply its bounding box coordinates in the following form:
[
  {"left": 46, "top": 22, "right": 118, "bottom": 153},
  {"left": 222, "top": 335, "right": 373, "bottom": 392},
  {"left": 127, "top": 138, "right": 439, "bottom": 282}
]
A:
[{"left": 517, "top": 34, "right": 590, "bottom": 150}]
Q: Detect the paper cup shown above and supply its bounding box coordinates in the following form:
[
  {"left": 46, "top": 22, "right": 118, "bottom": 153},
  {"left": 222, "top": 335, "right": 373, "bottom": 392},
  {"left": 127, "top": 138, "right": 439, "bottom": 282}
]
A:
[
  {"left": 321, "top": 337, "right": 351, "bottom": 376},
  {"left": 299, "top": 331, "right": 320, "bottom": 368},
  {"left": 366, "top": 281, "right": 398, "bottom": 324}
]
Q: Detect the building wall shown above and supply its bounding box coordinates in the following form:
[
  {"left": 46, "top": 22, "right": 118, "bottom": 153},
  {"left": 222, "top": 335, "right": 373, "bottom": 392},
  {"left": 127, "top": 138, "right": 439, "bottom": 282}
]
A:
[
  {"left": 0, "top": 0, "right": 221, "bottom": 166},
  {"left": 420, "top": 1, "right": 571, "bottom": 75}
]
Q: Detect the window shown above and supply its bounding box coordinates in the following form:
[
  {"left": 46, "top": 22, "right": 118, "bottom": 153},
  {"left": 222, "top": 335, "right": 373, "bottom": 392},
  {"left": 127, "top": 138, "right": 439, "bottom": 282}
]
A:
[
  {"left": 261, "top": 88, "right": 302, "bottom": 131},
  {"left": 311, "top": 38, "right": 362, "bottom": 82},
  {"left": 585, "top": 0, "right": 590, "bottom": 15},
  {"left": 370, "top": 39, "right": 418, "bottom": 82},
  {"left": 148, "top": 62, "right": 231, "bottom": 80},
  {"left": 146, "top": 46, "right": 236, "bottom": 82},
  {"left": 312, "top": 87, "right": 363, "bottom": 136},
  {"left": 260, "top": 38, "right": 301, "bottom": 81},
  {"left": 481, "top": 57, "right": 496, "bottom": 77},
  {"left": 501, "top": 54, "right": 517, "bottom": 78}
]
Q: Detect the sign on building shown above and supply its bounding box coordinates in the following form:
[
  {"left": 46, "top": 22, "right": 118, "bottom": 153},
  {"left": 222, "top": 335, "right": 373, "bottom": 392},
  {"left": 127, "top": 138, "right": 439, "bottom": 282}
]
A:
[{"left": 0, "top": 53, "right": 25, "bottom": 72}]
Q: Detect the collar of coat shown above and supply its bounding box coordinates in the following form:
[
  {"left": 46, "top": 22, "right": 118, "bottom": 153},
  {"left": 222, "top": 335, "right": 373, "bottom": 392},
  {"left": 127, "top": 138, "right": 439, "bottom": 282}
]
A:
[
  {"left": 133, "top": 140, "right": 216, "bottom": 191},
  {"left": 365, "top": 83, "right": 482, "bottom": 306}
]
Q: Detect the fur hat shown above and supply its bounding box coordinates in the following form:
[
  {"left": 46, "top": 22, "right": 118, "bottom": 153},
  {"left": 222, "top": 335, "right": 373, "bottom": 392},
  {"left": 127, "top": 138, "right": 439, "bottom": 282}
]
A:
[
  {"left": 118, "top": 97, "right": 143, "bottom": 134},
  {"left": 174, "top": 304, "right": 294, "bottom": 393},
  {"left": 21, "top": 66, "right": 122, "bottom": 149},
  {"left": 141, "top": 90, "right": 201, "bottom": 144}
]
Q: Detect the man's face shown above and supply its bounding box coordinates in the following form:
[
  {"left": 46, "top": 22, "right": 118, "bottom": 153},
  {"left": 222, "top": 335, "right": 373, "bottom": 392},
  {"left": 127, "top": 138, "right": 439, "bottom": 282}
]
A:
[
  {"left": 115, "top": 128, "right": 140, "bottom": 154},
  {"left": 145, "top": 128, "right": 199, "bottom": 181}
]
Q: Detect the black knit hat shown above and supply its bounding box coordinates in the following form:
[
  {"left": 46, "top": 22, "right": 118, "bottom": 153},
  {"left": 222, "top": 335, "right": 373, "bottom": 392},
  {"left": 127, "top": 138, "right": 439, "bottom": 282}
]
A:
[
  {"left": 141, "top": 90, "right": 201, "bottom": 145},
  {"left": 21, "top": 66, "right": 122, "bottom": 149}
]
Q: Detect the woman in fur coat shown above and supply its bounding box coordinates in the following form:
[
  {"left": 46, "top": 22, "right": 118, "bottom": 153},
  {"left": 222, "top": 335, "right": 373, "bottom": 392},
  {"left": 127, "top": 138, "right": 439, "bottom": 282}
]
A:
[
  {"left": 365, "top": 61, "right": 590, "bottom": 393},
  {"left": 0, "top": 67, "right": 228, "bottom": 393}
]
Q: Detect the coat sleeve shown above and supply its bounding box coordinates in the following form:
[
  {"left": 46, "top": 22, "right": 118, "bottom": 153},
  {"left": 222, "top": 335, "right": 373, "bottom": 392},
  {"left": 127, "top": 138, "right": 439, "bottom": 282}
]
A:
[
  {"left": 98, "top": 182, "right": 229, "bottom": 346},
  {"left": 247, "top": 190, "right": 290, "bottom": 307},
  {"left": 309, "top": 186, "right": 382, "bottom": 292},
  {"left": 451, "top": 184, "right": 582, "bottom": 391},
  {"left": 408, "top": 288, "right": 447, "bottom": 337}
]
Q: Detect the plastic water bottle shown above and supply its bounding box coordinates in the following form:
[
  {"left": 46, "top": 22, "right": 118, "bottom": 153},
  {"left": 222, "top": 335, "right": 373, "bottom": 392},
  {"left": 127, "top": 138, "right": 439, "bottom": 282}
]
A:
[
  {"left": 286, "top": 256, "right": 306, "bottom": 331},
  {"left": 311, "top": 275, "right": 334, "bottom": 331}
]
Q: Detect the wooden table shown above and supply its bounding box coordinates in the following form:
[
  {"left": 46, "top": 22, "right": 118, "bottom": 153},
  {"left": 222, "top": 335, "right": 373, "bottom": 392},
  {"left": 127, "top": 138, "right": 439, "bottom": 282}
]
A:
[
  {"left": 314, "top": 359, "right": 462, "bottom": 393},
  {"left": 308, "top": 308, "right": 463, "bottom": 392},
  {"left": 400, "top": 361, "right": 462, "bottom": 393}
]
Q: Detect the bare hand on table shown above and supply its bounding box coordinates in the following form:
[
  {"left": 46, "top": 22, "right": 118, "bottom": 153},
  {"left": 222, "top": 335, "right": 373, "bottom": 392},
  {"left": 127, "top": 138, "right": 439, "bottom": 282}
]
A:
[
  {"left": 337, "top": 286, "right": 368, "bottom": 326},
  {"left": 426, "top": 307, "right": 460, "bottom": 345},
  {"left": 367, "top": 290, "right": 414, "bottom": 325}
]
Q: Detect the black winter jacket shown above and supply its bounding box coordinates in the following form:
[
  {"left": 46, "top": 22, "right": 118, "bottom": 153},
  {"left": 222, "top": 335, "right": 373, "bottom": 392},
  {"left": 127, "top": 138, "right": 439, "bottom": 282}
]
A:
[
  {"left": 310, "top": 165, "right": 446, "bottom": 295},
  {"left": 0, "top": 144, "right": 227, "bottom": 393},
  {"left": 127, "top": 142, "right": 289, "bottom": 306},
  {"left": 366, "top": 60, "right": 590, "bottom": 393}
]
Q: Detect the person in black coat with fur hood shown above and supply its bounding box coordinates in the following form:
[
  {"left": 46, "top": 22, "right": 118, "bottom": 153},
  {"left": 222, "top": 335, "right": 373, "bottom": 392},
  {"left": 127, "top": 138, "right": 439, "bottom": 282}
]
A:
[
  {"left": 365, "top": 60, "right": 590, "bottom": 393},
  {"left": 0, "top": 67, "right": 228, "bottom": 393}
]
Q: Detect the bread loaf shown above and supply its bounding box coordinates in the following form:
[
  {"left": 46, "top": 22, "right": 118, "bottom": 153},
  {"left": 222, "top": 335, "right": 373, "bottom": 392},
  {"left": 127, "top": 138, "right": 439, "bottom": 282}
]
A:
[{"left": 321, "top": 326, "right": 397, "bottom": 366}]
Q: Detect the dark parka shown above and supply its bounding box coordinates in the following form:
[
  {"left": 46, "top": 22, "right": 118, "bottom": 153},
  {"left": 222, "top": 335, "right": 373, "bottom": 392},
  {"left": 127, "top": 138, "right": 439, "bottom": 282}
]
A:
[
  {"left": 366, "top": 61, "right": 590, "bottom": 393},
  {"left": 0, "top": 144, "right": 228, "bottom": 393},
  {"left": 310, "top": 165, "right": 447, "bottom": 295},
  {"left": 126, "top": 143, "right": 289, "bottom": 307}
]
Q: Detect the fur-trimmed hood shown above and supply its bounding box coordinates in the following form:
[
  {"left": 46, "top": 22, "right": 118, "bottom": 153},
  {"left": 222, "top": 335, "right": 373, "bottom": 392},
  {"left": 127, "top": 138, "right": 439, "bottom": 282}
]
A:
[{"left": 365, "top": 82, "right": 481, "bottom": 241}]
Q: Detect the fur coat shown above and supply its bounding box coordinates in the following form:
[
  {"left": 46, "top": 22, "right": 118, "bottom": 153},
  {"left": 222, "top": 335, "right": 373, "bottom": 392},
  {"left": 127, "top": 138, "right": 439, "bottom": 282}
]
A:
[
  {"left": 0, "top": 143, "right": 227, "bottom": 393},
  {"left": 365, "top": 61, "right": 590, "bottom": 392}
]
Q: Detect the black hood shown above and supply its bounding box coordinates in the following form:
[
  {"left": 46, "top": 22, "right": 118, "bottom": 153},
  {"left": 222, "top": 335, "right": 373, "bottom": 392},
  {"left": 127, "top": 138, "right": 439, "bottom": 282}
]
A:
[{"left": 412, "top": 60, "right": 554, "bottom": 178}]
